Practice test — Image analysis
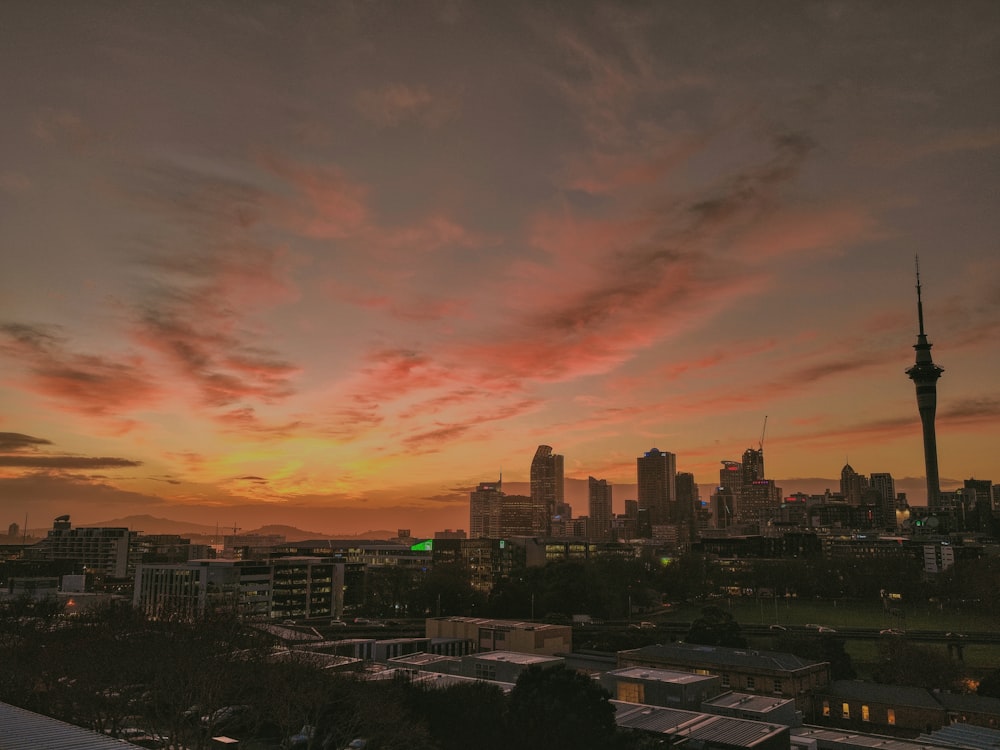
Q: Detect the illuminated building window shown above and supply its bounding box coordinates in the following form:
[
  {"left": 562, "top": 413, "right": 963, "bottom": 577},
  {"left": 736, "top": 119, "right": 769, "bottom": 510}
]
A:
[
  {"left": 887, "top": 709, "right": 896, "bottom": 725},
  {"left": 862, "top": 705, "right": 870, "bottom": 722},
  {"left": 842, "top": 703, "right": 851, "bottom": 719},
  {"left": 619, "top": 682, "right": 645, "bottom": 703},
  {"left": 822, "top": 701, "right": 830, "bottom": 717}
]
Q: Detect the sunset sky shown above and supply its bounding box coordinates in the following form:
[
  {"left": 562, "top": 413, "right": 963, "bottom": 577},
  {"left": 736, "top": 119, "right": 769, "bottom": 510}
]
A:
[{"left": 2, "top": 2, "right": 998, "bottom": 536}]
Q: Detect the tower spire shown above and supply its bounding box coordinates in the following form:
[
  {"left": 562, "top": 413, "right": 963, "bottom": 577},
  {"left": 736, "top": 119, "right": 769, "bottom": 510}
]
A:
[{"left": 905, "top": 256, "right": 944, "bottom": 511}]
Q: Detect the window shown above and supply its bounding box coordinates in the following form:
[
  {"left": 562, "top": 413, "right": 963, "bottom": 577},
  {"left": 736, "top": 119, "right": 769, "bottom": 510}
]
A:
[
  {"left": 822, "top": 701, "right": 830, "bottom": 717},
  {"left": 842, "top": 703, "right": 851, "bottom": 719},
  {"left": 746, "top": 676, "right": 756, "bottom": 690},
  {"left": 619, "top": 682, "right": 645, "bottom": 703},
  {"left": 773, "top": 679, "right": 782, "bottom": 694},
  {"left": 862, "top": 705, "right": 870, "bottom": 722},
  {"left": 887, "top": 709, "right": 896, "bottom": 726},
  {"left": 721, "top": 673, "right": 730, "bottom": 687}
]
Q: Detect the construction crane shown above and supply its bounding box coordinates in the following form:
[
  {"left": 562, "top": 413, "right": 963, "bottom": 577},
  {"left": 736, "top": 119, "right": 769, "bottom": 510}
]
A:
[{"left": 759, "top": 415, "right": 768, "bottom": 451}]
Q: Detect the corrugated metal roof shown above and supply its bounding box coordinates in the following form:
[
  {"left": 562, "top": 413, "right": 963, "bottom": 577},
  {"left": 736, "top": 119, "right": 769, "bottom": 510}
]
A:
[
  {"left": 612, "top": 701, "right": 787, "bottom": 747},
  {"left": 917, "top": 723, "right": 1000, "bottom": 750},
  {"left": 0, "top": 701, "right": 147, "bottom": 750}
]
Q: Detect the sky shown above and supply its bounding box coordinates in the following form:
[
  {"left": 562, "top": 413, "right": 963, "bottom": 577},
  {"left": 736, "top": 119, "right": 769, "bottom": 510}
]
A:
[{"left": 1, "top": 1, "right": 999, "bottom": 536}]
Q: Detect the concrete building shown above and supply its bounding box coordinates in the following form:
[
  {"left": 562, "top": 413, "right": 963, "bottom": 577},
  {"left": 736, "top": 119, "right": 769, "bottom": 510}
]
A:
[
  {"left": 459, "top": 650, "right": 563, "bottom": 683},
  {"left": 133, "top": 557, "right": 344, "bottom": 621},
  {"left": 426, "top": 616, "right": 572, "bottom": 655},
  {"left": 25, "top": 515, "right": 140, "bottom": 583},
  {"left": 618, "top": 643, "right": 829, "bottom": 709},
  {"left": 703, "top": 691, "right": 801, "bottom": 727},
  {"left": 600, "top": 667, "right": 721, "bottom": 710}
]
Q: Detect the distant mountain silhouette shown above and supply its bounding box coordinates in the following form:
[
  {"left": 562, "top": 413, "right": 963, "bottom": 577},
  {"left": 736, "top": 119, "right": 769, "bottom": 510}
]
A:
[{"left": 82, "top": 515, "right": 402, "bottom": 542}]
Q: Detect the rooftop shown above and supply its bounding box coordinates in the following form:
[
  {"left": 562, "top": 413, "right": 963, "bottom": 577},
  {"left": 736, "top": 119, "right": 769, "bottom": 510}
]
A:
[
  {"left": 621, "top": 642, "right": 826, "bottom": 673},
  {"left": 610, "top": 666, "right": 718, "bottom": 685}
]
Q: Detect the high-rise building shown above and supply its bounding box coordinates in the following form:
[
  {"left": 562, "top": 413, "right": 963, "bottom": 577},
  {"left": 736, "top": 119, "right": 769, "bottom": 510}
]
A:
[
  {"left": 637, "top": 448, "right": 677, "bottom": 529},
  {"left": 741, "top": 448, "right": 764, "bottom": 487},
  {"left": 870, "top": 472, "right": 897, "bottom": 528},
  {"left": 675, "top": 472, "right": 698, "bottom": 526},
  {"left": 719, "top": 460, "right": 741, "bottom": 492},
  {"left": 530, "top": 445, "right": 564, "bottom": 535},
  {"left": 500, "top": 494, "right": 544, "bottom": 536},
  {"left": 470, "top": 480, "right": 502, "bottom": 538},
  {"left": 588, "top": 477, "right": 613, "bottom": 540},
  {"left": 905, "top": 260, "right": 944, "bottom": 510},
  {"left": 840, "top": 463, "right": 867, "bottom": 505}
]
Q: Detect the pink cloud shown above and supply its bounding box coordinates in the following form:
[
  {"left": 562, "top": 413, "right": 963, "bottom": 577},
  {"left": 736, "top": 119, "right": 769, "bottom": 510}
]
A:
[
  {"left": 0, "top": 323, "right": 162, "bottom": 433},
  {"left": 263, "top": 158, "right": 369, "bottom": 239}
]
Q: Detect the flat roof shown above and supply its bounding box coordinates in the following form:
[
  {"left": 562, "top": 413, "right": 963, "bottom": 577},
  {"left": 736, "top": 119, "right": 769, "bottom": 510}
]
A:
[
  {"left": 610, "top": 667, "right": 718, "bottom": 685},
  {"left": 704, "top": 691, "right": 796, "bottom": 712},
  {"left": 473, "top": 650, "right": 563, "bottom": 665},
  {"left": 613, "top": 701, "right": 787, "bottom": 748},
  {"left": 621, "top": 643, "right": 825, "bottom": 672}
]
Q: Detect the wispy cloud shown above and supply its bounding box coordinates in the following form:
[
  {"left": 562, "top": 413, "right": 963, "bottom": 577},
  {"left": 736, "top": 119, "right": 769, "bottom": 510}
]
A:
[
  {"left": 0, "top": 323, "right": 161, "bottom": 432},
  {"left": 355, "top": 83, "right": 458, "bottom": 128}
]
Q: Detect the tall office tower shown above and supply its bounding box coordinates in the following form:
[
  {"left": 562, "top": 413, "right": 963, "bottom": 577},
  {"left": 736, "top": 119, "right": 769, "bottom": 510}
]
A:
[
  {"left": 588, "top": 477, "right": 613, "bottom": 540},
  {"left": 470, "top": 480, "right": 502, "bottom": 538},
  {"left": 675, "top": 472, "right": 698, "bottom": 525},
  {"left": 963, "top": 478, "right": 994, "bottom": 533},
  {"left": 637, "top": 448, "right": 677, "bottom": 529},
  {"left": 870, "top": 472, "right": 897, "bottom": 527},
  {"left": 500, "top": 494, "right": 542, "bottom": 536},
  {"left": 840, "top": 463, "right": 867, "bottom": 505},
  {"left": 905, "top": 260, "right": 945, "bottom": 510},
  {"left": 719, "top": 461, "right": 741, "bottom": 492},
  {"left": 741, "top": 448, "right": 764, "bottom": 487},
  {"left": 530, "top": 445, "right": 564, "bottom": 536}
]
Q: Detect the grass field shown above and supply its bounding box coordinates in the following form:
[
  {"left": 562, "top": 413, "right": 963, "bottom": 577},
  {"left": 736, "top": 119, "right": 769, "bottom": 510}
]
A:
[
  {"left": 655, "top": 597, "right": 1000, "bottom": 679},
  {"left": 662, "top": 596, "right": 998, "bottom": 633}
]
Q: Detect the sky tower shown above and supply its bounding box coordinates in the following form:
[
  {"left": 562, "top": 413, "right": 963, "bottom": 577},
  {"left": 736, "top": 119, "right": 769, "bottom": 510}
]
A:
[{"left": 905, "top": 258, "right": 944, "bottom": 510}]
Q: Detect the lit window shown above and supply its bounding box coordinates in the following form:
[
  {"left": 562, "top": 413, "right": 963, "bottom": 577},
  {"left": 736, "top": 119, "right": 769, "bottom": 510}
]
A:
[
  {"left": 862, "top": 705, "right": 870, "bottom": 722},
  {"left": 842, "top": 703, "right": 850, "bottom": 719},
  {"left": 887, "top": 709, "right": 896, "bottom": 725},
  {"left": 619, "top": 682, "right": 645, "bottom": 703},
  {"left": 822, "top": 701, "right": 830, "bottom": 717}
]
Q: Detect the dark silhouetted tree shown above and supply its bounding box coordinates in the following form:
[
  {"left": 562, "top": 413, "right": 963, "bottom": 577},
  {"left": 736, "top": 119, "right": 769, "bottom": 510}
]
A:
[
  {"left": 508, "top": 665, "right": 617, "bottom": 750},
  {"left": 686, "top": 606, "right": 746, "bottom": 647}
]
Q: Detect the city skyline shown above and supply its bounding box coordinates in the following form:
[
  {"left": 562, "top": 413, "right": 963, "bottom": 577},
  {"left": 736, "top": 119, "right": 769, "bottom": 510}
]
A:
[{"left": 2, "top": 2, "right": 998, "bottom": 535}]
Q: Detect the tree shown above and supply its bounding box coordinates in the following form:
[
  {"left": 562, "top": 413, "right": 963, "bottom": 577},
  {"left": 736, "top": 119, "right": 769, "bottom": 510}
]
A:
[
  {"left": 977, "top": 669, "right": 1000, "bottom": 698},
  {"left": 871, "top": 639, "right": 962, "bottom": 690},
  {"left": 686, "top": 606, "right": 747, "bottom": 648},
  {"left": 507, "top": 665, "right": 617, "bottom": 750}
]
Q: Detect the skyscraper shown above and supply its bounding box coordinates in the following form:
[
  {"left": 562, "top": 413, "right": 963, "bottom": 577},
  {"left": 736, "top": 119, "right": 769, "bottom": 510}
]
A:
[
  {"left": 840, "top": 463, "right": 866, "bottom": 505},
  {"left": 905, "top": 259, "right": 944, "bottom": 510},
  {"left": 637, "top": 448, "right": 677, "bottom": 529},
  {"left": 588, "top": 476, "right": 613, "bottom": 540},
  {"left": 470, "top": 480, "right": 502, "bottom": 538},
  {"left": 870, "top": 472, "right": 897, "bottom": 527},
  {"left": 530, "top": 445, "right": 564, "bottom": 536}
]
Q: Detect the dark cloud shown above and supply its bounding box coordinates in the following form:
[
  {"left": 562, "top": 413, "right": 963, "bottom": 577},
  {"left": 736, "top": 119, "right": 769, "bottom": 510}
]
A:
[
  {"left": 0, "top": 456, "right": 142, "bottom": 469},
  {"left": 0, "top": 432, "right": 52, "bottom": 452}
]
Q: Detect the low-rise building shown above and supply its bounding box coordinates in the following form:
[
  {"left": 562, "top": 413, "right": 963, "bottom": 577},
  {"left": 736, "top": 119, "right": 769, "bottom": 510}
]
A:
[
  {"left": 426, "top": 616, "right": 572, "bottom": 655},
  {"left": 613, "top": 701, "right": 791, "bottom": 750},
  {"left": 617, "top": 643, "right": 829, "bottom": 709},
  {"left": 703, "top": 691, "right": 801, "bottom": 727},
  {"left": 600, "top": 667, "right": 721, "bottom": 710}
]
